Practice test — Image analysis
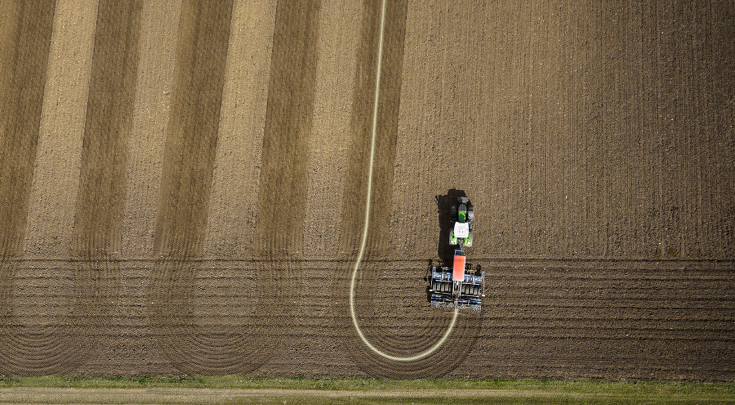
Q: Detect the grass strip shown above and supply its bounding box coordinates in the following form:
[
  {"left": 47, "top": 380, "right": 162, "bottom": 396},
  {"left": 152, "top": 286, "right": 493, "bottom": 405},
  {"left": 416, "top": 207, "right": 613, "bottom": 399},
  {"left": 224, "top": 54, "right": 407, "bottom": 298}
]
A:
[{"left": 0, "top": 376, "right": 733, "bottom": 404}]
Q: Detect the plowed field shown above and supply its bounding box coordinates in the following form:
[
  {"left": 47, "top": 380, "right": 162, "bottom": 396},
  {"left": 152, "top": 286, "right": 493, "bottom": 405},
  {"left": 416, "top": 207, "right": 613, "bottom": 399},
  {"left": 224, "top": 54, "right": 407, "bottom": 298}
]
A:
[{"left": 1, "top": 0, "right": 734, "bottom": 379}]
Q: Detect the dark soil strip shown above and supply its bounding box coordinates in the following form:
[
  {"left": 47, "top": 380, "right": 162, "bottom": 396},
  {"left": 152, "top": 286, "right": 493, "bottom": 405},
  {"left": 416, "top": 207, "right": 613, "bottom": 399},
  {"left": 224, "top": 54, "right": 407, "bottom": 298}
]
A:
[
  {"left": 332, "top": 0, "right": 482, "bottom": 378},
  {"left": 0, "top": 0, "right": 70, "bottom": 375},
  {"left": 74, "top": 0, "right": 142, "bottom": 257},
  {"left": 152, "top": 0, "right": 232, "bottom": 255},
  {"left": 148, "top": 0, "right": 258, "bottom": 375},
  {"left": 0, "top": 0, "right": 55, "bottom": 258},
  {"left": 256, "top": 1, "right": 320, "bottom": 261}
]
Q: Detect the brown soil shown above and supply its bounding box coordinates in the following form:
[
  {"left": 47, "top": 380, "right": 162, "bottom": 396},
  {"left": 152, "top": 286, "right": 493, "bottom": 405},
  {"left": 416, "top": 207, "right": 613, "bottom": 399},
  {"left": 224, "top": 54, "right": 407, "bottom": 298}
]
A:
[{"left": 0, "top": 1, "right": 733, "bottom": 380}]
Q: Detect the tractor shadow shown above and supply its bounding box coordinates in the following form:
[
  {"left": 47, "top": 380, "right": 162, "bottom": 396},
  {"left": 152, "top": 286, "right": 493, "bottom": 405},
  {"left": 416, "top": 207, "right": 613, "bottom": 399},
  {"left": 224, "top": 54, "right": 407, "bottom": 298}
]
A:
[{"left": 435, "top": 188, "right": 467, "bottom": 267}]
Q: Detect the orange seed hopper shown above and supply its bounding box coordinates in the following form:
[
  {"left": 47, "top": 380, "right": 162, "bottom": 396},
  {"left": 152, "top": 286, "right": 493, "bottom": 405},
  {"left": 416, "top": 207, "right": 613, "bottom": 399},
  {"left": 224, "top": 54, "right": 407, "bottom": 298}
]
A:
[{"left": 453, "top": 250, "right": 466, "bottom": 282}]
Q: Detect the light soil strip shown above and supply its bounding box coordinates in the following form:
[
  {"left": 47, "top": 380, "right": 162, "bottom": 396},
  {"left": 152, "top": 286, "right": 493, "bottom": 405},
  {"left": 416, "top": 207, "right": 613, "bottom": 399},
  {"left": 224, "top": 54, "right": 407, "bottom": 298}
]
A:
[
  {"left": 121, "top": 0, "right": 182, "bottom": 258},
  {"left": 203, "top": 0, "right": 277, "bottom": 259},
  {"left": 24, "top": 0, "right": 99, "bottom": 258},
  {"left": 349, "top": 0, "right": 459, "bottom": 363},
  {"left": 111, "top": 0, "right": 181, "bottom": 374},
  {"left": 302, "top": 0, "right": 361, "bottom": 259}
]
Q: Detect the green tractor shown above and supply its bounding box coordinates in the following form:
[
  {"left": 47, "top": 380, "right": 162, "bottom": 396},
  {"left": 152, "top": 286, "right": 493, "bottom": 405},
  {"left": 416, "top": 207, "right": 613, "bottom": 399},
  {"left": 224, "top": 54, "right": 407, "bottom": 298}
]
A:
[{"left": 449, "top": 196, "right": 473, "bottom": 248}]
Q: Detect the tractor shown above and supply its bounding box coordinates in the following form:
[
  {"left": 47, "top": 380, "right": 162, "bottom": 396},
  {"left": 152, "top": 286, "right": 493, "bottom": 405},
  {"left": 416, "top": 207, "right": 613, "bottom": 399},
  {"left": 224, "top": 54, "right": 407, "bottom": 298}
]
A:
[{"left": 429, "top": 196, "right": 485, "bottom": 310}]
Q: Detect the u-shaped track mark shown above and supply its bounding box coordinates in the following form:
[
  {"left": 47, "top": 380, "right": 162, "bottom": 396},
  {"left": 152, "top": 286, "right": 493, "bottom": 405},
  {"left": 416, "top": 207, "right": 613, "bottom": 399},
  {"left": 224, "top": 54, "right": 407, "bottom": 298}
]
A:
[
  {"left": 333, "top": 0, "right": 482, "bottom": 378},
  {"left": 347, "top": 0, "right": 460, "bottom": 362},
  {"left": 0, "top": 0, "right": 136, "bottom": 374},
  {"left": 148, "top": 0, "right": 317, "bottom": 374},
  {"left": 334, "top": 0, "right": 484, "bottom": 378}
]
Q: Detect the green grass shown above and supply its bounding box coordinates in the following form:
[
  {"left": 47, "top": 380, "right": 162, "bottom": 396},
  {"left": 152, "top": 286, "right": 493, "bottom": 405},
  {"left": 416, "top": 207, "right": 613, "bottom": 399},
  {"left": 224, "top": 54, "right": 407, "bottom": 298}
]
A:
[{"left": 0, "top": 376, "right": 733, "bottom": 404}]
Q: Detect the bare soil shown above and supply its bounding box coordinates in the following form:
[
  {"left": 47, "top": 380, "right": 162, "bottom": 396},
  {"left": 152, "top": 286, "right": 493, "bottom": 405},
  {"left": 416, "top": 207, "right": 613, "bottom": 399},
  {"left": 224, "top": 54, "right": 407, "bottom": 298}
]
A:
[
  {"left": 0, "top": 387, "right": 585, "bottom": 404},
  {"left": 0, "top": 0, "right": 733, "bottom": 380}
]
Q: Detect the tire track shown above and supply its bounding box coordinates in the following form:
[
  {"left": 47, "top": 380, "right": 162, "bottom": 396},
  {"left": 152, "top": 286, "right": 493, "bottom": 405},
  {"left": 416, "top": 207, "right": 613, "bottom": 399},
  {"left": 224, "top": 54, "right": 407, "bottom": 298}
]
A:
[{"left": 332, "top": 0, "right": 482, "bottom": 378}]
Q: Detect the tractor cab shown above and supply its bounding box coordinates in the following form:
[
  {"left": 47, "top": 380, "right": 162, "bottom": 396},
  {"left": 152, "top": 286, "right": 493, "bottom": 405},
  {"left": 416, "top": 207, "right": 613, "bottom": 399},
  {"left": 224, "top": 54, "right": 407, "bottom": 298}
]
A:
[{"left": 449, "top": 196, "right": 473, "bottom": 248}]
